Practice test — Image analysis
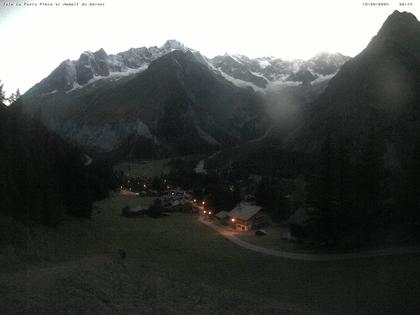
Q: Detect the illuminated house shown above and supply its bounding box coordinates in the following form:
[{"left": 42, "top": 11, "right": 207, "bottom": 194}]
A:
[{"left": 228, "top": 202, "right": 266, "bottom": 231}]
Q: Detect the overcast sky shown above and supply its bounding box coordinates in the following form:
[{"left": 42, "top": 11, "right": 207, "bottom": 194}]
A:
[{"left": 0, "top": 0, "right": 419, "bottom": 94}]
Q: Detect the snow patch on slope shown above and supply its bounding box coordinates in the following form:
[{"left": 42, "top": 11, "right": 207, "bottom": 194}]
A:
[
  {"left": 265, "top": 79, "right": 301, "bottom": 91},
  {"left": 194, "top": 151, "right": 221, "bottom": 174},
  {"left": 217, "top": 70, "right": 264, "bottom": 92},
  {"left": 310, "top": 73, "right": 336, "bottom": 85},
  {"left": 42, "top": 89, "right": 58, "bottom": 96},
  {"left": 65, "top": 65, "right": 149, "bottom": 94},
  {"left": 66, "top": 82, "right": 82, "bottom": 94},
  {"left": 194, "top": 160, "right": 207, "bottom": 174},
  {"left": 195, "top": 124, "right": 220, "bottom": 146},
  {"left": 257, "top": 59, "right": 271, "bottom": 69}
]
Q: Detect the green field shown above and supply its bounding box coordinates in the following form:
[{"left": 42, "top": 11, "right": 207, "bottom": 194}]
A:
[
  {"left": 114, "top": 159, "right": 171, "bottom": 178},
  {"left": 236, "top": 224, "right": 300, "bottom": 251},
  {"left": 1, "top": 193, "right": 420, "bottom": 314}
]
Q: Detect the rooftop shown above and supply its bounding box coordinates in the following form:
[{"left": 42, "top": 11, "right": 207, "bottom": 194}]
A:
[
  {"left": 215, "top": 210, "right": 229, "bottom": 219},
  {"left": 229, "top": 202, "right": 262, "bottom": 221}
]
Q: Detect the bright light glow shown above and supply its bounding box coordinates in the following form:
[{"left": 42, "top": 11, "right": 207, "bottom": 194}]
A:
[
  {"left": 204, "top": 211, "right": 207, "bottom": 214},
  {"left": 1, "top": 0, "right": 418, "bottom": 95},
  {"left": 208, "top": 212, "right": 212, "bottom": 215},
  {"left": 231, "top": 218, "right": 236, "bottom": 222}
]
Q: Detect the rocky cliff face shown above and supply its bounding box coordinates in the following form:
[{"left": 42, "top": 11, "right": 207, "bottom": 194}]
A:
[
  {"left": 20, "top": 49, "right": 267, "bottom": 157},
  {"left": 20, "top": 39, "right": 348, "bottom": 157},
  {"left": 210, "top": 52, "right": 349, "bottom": 88},
  {"left": 25, "top": 39, "right": 349, "bottom": 97},
  {"left": 25, "top": 40, "right": 188, "bottom": 96},
  {"left": 285, "top": 10, "right": 420, "bottom": 156}
]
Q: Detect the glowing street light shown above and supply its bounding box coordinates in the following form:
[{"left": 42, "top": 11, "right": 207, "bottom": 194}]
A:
[
  {"left": 202, "top": 201, "right": 206, "bottom": 205},
  {"left": 208, "top": 211, "right": 212, "bottom": 215},
  {"left": 231, "top": 218, "right": 235, "bottom": 222}
]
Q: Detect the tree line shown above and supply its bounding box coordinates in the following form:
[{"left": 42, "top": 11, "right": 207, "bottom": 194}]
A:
[{"left": 0, "top": 80, "right": 21, "bottom": 105}]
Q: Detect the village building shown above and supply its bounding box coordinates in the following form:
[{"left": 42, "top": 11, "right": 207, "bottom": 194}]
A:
[
  {"left": 215, "top": 210, "right": 229, "bottom": 223},
  {"left": 162, "top": 188, "right": 193, "bottom": 208},
  {"left": 228, "top": 202, "right": 267, "bottom": 231}
]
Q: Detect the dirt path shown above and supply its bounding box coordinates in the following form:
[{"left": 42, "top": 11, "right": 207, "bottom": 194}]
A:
[
  {"left": 84, "top": 154, "right": 93, "bottom": 166},
  {"left": 194, "top": 151, "right": 221, "bottom": 174},
  {"left": 198, "top": 217, "right": 420, "bottom": 261},
  {"left": 248, "top": 125, "right": 274, "bottom": 143}
]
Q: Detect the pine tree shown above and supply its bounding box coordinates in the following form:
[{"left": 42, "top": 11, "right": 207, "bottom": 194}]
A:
[
  {"left": 8, "top": 93, "right": 16, "bottom": 105},
  {"left": 6, "top": 88, "right": 21, "bottom": 105},
  {"left": 0, "top": 80, "right": 5, "bottom": 103}
]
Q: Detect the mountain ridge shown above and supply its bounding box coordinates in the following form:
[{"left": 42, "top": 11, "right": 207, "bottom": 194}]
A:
[
  {"left": 19, "top": 49, "right": 268, "bottom": 156},
  {"left": 18, "top": 34, "right": 350, "bottom": 159},
  {"left": 284, "top": 10, "right": 420, "bottom": 153},
  {"left": 25, "top": 39, "right": 349, "bottom": 96}
]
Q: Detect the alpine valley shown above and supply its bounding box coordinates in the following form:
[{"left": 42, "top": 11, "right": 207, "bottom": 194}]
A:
[{"left": 2, "top": 9, "right": 420, "bottom": 315}]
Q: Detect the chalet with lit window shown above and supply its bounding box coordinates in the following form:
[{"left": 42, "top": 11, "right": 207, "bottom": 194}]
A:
[{"left": 228, "top": 202, "right": 267, "bottom": 231}]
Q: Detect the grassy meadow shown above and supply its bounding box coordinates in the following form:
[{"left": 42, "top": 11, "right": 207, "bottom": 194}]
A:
[
  {"left": 114, "top": 159, "right": 171, "bottom": 178},
  {"left": 0, "top": 193, "right": 420, "bottom": 314}
]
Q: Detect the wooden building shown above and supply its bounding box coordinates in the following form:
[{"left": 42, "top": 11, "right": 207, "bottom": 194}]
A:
[{"left": 228, "top": 202, "right": 266, "bottom": 231}]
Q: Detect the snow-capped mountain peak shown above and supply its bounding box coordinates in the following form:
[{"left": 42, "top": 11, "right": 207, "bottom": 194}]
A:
[
  {"left": 161, "top": 39, "right": 186, "bottom": 52},
  {"left": 25, "top": 39, "right": 349, "bottom": 96}
]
